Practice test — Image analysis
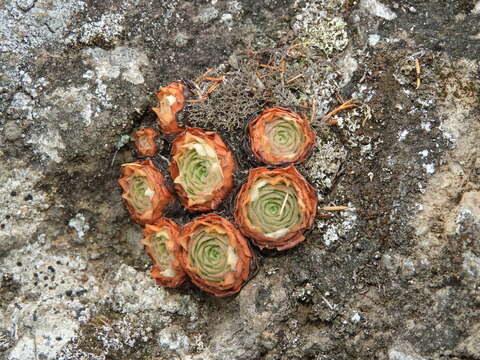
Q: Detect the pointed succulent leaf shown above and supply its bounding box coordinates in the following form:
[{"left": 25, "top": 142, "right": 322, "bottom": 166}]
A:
[{"left": 234, "top": 165, "right": 317, "bottom": 250}]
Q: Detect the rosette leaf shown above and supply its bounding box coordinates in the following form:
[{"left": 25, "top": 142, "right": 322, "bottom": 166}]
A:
[
  {"left": 142, "top": 218, "right": 186, "bottom": 287},
  {"left": 169, "top": 128, "right": 235, "bottom": 212},
  {"left": 177, "top": 214, "right": 252, "bottom": 296},
  {"left": 133, "top": 128, "right": 158, "bottom": 156},
  {"left": 248, "top": 107, "right": 315, "bottom": 165},
  {"left": 118, "top": 158, "right": 173, "bottom": 225},
  {"left": 152, "top": 82, "right": 186, "bottom": 135},
  {"left": 234, "top": 165, "right": 317, "bottom": 250}
]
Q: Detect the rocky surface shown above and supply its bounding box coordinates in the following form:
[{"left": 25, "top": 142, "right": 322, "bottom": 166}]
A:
[{"left": 0, "top": 0, "right": 479, "bottom": 359}]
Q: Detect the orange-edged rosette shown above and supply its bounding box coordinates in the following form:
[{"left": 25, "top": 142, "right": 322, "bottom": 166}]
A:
[
  {"left": 169, "top": 128, "right": 235, "bottom": 212},
  {"left": 176, "top": 213, "right": 252, "bottom": 297},
  {"left": 142, "top": 218, "right": 186, "bottom": 287},
  {"left": 248, "top": 107, "right": 315, "bottom": 165},
  {"left": 234, "top": 165, "right": 317, "bottom": 251},
  {"left": 118, "top": 158, "right": 173, "bottom": 225},
  {"left": 133, "top": 128, "right": 158, "bottom": 156},
  {"left": 152, "top": 82, "right": 186, "bottom": 135}
]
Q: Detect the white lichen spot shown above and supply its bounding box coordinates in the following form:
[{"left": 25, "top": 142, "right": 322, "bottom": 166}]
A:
[
  {"left": 398, "top": 130, "right": 409, "bottom": 141},
  {"left": 84, "top": 47, "right": 149, "bottom": 85},
  {"left": 321, "top": 206, "right": 357, "bottom": 246},
  {"left": 360, "top": 0, "right": 397, "bottom": 20},
  {"left": 422, "top": 163, "right": 435, "bottom": 174},
  {"left": 351, "top": 312, "right": 361, "bottom": 323},
  {"left": 368, "top": 34, "right": 381, "bottom": 46},
  {"left": 420, "top": 122, "right": 431, "bottom": 131},
  {"left": 293, "top": 3, "right": 348, "bottom": 56},
  {"left": 109, "top": 265, "right": 198, "bottom": 319},
  {"left": 388, "top": 347, "right": 427, "bottom": 360},
  {"left": 68, "top": 213, "right": 90, "bottom": 239},
  {"left": 75, "top": 13, "right": 124, "bottom": 45},
  {"left": 48, "top": 84, "right": 100, "bottom": 126},
  {"left": 221, "top": 13, "right": 233, "bottom": 22},
  {"left": 462, "top": 251, "right": 480, "bottom": 278},
  {"left": 158, "top": 325, "right": 190, "bottom": 354},
  {"left": 27, "top": 129, "right": 66, "bottom": 163},
  {"left": 419, "top": 150, "right": 429, "bottom": 158}
]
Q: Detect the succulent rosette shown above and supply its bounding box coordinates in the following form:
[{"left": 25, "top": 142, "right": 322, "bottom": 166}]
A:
[
  {"left": 118, "top": 158, "right": 173, "bottom": 225},
  {"left": 248, "top": 107, "right": 316, "bottom": 165},
  {"left": 234, "top": 165, "right": 317, "bottom": 250},
  {"left": 133, "top": 128, "right": 158, "bottom": 156},
  {"left": 177, "top": 214, "right": 252, "bottom": 296},
  {"left": 152, "top": 82, "right": 186, "bottom": 135},
  {"left": 142, "top": 218, "right": 186, "bottom": 287},
  {"left": 169, "top": 128, "right": 235, "bottom": 212}
]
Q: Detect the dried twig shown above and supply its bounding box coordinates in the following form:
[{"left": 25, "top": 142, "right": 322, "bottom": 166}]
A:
[
  {"left": 259, "top": 63, "right": 285, "bottom": 72},
  {"left": 287, "top": 41, "right": 313, "bottom": 56},
  {"left": 415, "top": 58, "right": 421, "bottom": 89},
  {"left": 286, "top": 74, "right": 304, "bottom": 83},
  {"left": 195, "top": 68, "right": 213, "bottom": 83},
  {"left": 205, "top": 77, "right": 224, "bottom": 82},
  {"left": 322, "top": 99, "right": 358, "bottom": 122},
  {"left": 321, "top": 205, "right": 349, "bottom": 211}
]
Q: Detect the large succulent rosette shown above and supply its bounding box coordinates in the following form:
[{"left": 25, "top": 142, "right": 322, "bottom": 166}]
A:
[
  {"left": 248, "top": 107, "right": 315, "bottom": 165},
  {"left": 118, "top": 158, "right": 173, "bottom": 225},
  {"left": 142, "top": 218, "right": 186, "bottom": 287},
  {"left": 169, "top": 128, "right": 235, "bottom": 212},
  {"left": 152, "top": 82, "right": 186, "bottom": 135},
  {"left": 234, "top": 165, "right": 317, "bottom": 250},
  {"left": 176, "top": 214, "right": 252, "bottom": 296},
  {"left": 133, "top": 127, "right": 158, "bottom": 156}
]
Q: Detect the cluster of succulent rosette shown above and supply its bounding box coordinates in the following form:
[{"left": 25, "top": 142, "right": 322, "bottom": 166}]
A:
[{"left": 119, "top": 82, "right": 317, "bottom": 297}]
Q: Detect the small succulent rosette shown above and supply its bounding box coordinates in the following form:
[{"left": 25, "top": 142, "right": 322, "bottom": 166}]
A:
[
  {"left": 118, "top": 159, "right": 173, "bottom": 225},
  {"left": 142, "top": 218, "right": 186, "bottom": 287},
  {"left": 248, "top": 107, "right": 316, "bottom": 165},
  {"left": 234, "top": 165, "right": 317, "bottom": 250},
  {"left": 169, "top": 128, "right": 235, "bottom": 212},
  {"left": 152, "top": 82, "right": 187, "bottom": 135},
  {"left": 133, "top": 128, "right": 158, "bottom": 156},
  {"left": 177, "top": 214, "right": 252, "bottom": 297}
]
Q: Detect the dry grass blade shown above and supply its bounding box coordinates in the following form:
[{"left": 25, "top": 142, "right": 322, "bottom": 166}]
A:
[
  {"left": 322, "top": 99, "right": 358, "bottom": 121},
  {"left": 286, "top": 74, "right": 304, "bottom": 83},
  {"left": 321, "top": 206, "right": 348, "bottom": 211},
  {"left": 415, "top": 58, "right": 421, "bottom": 89}
]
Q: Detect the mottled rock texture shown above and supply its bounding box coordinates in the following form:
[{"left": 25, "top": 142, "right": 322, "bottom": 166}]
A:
[{"left": 0, "top": 0, "right": 479, "bottom": 359}]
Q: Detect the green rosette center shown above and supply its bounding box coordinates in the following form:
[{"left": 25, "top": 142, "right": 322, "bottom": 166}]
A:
[
  {"left": 265, "top": 117, "right": 304, "bottom": 159},
  {"left": 175, "top": 137, "right": 223, "bottom": 204},
  {"left": 189, "top": 228, "right": 238, "bottom": 283},
  {"left": 247, "top": 180, "right": 302, "bottom": 238},
  {"left": 127, "top": 176, "right": 152, "bottom": 213}
]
